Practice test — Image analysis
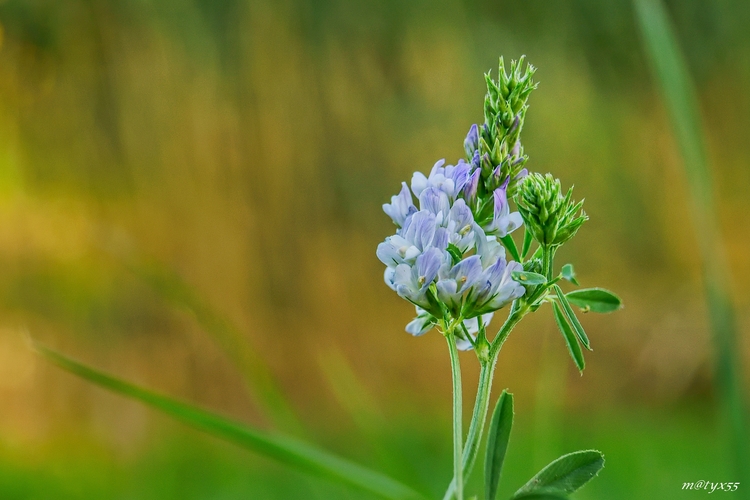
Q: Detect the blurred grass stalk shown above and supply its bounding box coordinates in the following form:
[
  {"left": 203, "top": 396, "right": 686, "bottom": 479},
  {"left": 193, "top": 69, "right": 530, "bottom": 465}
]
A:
[
  {"left": 99, "top": 235, "right": 304, "bottom": 433},
  {"left": 634, "top": 0, "right": 749, "bottom": 490}
]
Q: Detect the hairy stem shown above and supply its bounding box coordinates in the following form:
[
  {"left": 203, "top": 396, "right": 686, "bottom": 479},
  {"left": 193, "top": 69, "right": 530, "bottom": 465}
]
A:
[{"left": 446, "top": 333, "right": 464, "bottom": 500}]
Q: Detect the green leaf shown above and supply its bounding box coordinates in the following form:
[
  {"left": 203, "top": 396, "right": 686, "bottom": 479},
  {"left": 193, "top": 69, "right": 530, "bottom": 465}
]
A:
[
  {"left": 514, "top": 450, "right": 604, "bottom": 496},
  {"left": 521, "top": 228, "right": 534, "bottom": 259},
  {"left": 484, "top": 390, "right": 514, "bottom": 500},
  {"left": 512, "top": 490, "right": 569, "bottom": 500},
  {"left": 553, "top": 285, "right": 591, "bottom": 351},
  {"left": 35, "top": 344, "right": 424, "bottom": 500},
  {"left": 565, "top": 288, "right": 622, "bottom": 314},
  {"left": 560, "top": 264, "right": 578, "bottom": 286},
  {"left": 511, "top": 271, "right": 547, "bottom": 286},
  {"left": 552, "top": 302, "right": 585, "bottom": 373},
  {"left": 500, "top": 235, "right": 521, "bottom": 262}
]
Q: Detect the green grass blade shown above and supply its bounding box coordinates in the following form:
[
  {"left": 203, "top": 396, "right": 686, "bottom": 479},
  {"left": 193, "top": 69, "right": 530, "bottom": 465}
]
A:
[
  {"left": 512, "top": 491, "right": 568, "bottom": 500},
  {"left": 484, "top": 390, "right": 514, "bottom": 500},
  {"left": 552, "top": 302, "right": 584, "bottom": 373},
  {"left": 111, "top": 249, "right": 301, "bottom": 433},
  {"left": 633, "top": 0, "right": 749, "bottom": 488},
  {"left": 553, "top": 286, "right": 590, "bottom": 351},
  {"left": 513, "top": 450, "right": 603, "bottom": 496},
  {"left": 35, "top": 344, "right": 425, "bottom": 500}
]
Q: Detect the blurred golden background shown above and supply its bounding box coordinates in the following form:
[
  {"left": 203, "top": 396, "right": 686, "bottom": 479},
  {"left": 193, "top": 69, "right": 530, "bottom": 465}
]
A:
[{"left": 0, "top": 0, "right": 748, "bottom": 498}]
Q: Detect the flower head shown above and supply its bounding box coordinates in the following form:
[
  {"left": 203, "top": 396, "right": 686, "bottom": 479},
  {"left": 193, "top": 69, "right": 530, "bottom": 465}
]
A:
[
  {"left": 515, "top": 172, "right": 587, "bottom": 247},
  {"left": 379, "top": 163, "right": 526, "bottom": 345}
]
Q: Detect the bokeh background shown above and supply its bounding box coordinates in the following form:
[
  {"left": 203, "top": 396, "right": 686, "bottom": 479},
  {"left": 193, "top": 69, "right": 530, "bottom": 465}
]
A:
[{"left": 0, "top": 0, "right": 749, "bottom": 498}]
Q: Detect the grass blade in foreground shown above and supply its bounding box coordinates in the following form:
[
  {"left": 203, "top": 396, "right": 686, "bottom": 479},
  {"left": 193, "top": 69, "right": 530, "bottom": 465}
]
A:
[
  {"left": 484, "top": 390, "right": 514, "bottom": 500},
  {"left": 633, "top": 0, "right": 749, "bottom": 489},
  {"left": 513, "top": 450, "right": 603, "bottom": 497},
  {"left": 512, "top": 491, "right": 568, "bottom": 500},
  {"left": 123, "top": 255, "right": 302, "bottom": 432},
  {"left": 35, "top": 344, "right": 424, "bottom": 500}
]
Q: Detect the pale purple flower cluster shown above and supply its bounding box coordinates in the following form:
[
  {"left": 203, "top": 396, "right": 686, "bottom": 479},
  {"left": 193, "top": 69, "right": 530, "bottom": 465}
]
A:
[{"left": 377, "top": 158, "right": 526, "bottom": 348}]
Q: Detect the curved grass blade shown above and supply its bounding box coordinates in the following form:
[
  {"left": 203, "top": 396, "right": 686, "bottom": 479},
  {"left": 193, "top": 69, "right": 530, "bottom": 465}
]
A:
[
  {"left": 565, "top": 288, "right": 621, "bottom": 314},
  {"left": 35, "top": 344, "right": 425, "bottom": 500},
  {"left": 484, "top": 390, "right": 514, "bottom": 500},
  {"left": 113, "top": 250, "right": 301, "bottom": 432},
  {"left": 553, "top": 285, "right": 590, "bottom": 351},
  {"left": 513, "top": 450, "right": 604, "bottom": 496},
  {"left": 552, "top": 302, "right": 584, "bottom": 373}
]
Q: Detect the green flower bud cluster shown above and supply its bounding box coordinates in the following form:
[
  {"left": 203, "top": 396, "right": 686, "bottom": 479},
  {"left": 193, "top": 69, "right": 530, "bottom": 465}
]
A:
[
  {"left": 468, "top": 56, "right": 538, "bottom": 198},
  {"left": 516, "top": 173, "right": 587, "bottom": 247}
]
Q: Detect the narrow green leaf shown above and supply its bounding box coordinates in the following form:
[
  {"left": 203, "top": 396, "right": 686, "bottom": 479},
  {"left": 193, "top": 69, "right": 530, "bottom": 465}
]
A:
[
  {"left": 500, "top": 235, "right": 521, "bottom": 262},
  {"left": 560, "top": 264, "right": 578, "bottom": 286},
  {"left": 553, "top": 285, "right": 590, "bottom": 351},
  {"left": 35, "top": 344, "right": 424, "bottom": 500},
  {"left": 511, "top": 271, "right": 547, "bottom": 286},
  {"left": 521, "top": 228, "right": 534, "bottom": 259},
  {"left": 512, "top": 490, "right": 568, "bottom": 500},
  {"left": 484, "top": 390, "right": 514, "bottom": 500},
  {"left": 514, "top": 450, "right": 604, "bottom": 496},
  {"left": 552, "top": 302, "right": 584, "bottom": 373},
  {"left": 565, "top": 288, "right": 622, "bottom": 314}
]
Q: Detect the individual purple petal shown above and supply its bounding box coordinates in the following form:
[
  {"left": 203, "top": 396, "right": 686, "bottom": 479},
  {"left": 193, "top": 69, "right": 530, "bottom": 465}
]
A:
[
  {"left": 462, "top": 169, "right": 480, "bottom": 209},
  {"left": 432, "top": 227, "right": 449, "bottom": 251},
  {"left": 382, "top": 182, "right": 416, "bottom": 227},
  {"left": 416, "top": 247, "right": 443, "bottom": 289},
  {"left": 483, "top": 184, "right": 523, "bottom": 237},
  {"left": 464, "top": 124, "right": 479, "bottom": 157},
  {"left": 449, "top": 160, "right": 471, "bottom": 194},
  {"left": 511, "top": 139, "right": 521, "bottom": 157},
  {"left": 401, "top": 211, "right": 436, "bottom": 252},
  {"left": 419, "top": 187, "right": 451, "bottom": 218},
  {"left": 514, "top": 168, "right": 528, "bottom": 180},
  {"left": 474, "top": 224, "right": 506, "bottom": 267},
  {"left": 411, "top": 172, "right": 429, "bottom": 197},
  {"left": 471, "top": 150, "right": 481, "bottom": 171}
]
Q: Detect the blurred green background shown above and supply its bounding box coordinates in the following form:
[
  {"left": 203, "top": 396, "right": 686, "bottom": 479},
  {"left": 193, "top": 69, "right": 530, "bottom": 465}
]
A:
[{"left": 0, "top": 0, "right": 749, "bottom": 498}]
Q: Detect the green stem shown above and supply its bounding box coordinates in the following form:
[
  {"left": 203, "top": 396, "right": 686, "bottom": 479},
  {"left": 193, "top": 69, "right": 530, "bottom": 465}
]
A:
[
  {"left": 542, "top": 245, "right": 556, "bottom": 281},
  {"left": 441, "top": 306, "right": 527, "bottom": 500},
  {"left": 446, "top": 333, "right": 464, "bottom": 500}
]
